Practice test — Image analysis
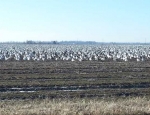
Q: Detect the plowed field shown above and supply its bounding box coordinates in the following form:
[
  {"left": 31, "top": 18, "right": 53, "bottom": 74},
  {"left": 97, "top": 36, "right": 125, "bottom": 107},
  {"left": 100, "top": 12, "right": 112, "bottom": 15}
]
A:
[{"left": 0, "top": 61, "right": 150, "bottom": 99}]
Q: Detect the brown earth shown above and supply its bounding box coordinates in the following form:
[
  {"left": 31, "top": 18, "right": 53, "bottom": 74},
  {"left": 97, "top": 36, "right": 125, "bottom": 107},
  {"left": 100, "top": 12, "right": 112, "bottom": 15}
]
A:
[{"left": 0, "top": 61, "right": 150, "bottom": 99}]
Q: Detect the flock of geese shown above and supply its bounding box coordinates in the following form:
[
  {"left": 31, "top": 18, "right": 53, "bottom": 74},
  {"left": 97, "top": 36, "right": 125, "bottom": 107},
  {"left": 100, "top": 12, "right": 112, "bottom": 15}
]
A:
[{"left": 0, "top": 44, "right": 150, "bottom": 62}]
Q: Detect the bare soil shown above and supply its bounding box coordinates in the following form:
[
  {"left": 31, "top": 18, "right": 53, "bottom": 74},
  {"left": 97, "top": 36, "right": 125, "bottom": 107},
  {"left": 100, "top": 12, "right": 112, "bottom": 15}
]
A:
[{"left": 0, "top": 61, "right": 150, "bottom": 99}]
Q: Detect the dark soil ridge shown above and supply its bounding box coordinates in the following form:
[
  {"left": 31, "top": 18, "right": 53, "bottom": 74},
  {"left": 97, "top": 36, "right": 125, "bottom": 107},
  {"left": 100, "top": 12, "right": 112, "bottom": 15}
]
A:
[{"left": 0, "top": 82, "right": 150, "bottom": 92}]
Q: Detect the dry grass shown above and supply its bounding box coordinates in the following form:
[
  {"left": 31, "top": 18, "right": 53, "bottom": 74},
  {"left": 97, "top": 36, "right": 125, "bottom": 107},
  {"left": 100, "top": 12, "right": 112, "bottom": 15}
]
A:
[{"left": 0, "top": 97, "right": 150, "bottom": 115}]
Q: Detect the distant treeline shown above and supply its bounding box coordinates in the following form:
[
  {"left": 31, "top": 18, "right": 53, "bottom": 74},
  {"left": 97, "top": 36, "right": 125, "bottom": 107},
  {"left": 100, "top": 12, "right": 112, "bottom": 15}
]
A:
[
  {"left": 0, "top": 40, "right": 150, "bottom": 45},
  {"left": 26, "top": 40, "right": 98, "bottom": 45},
  {"left": 26, "top": 40, "right": 58, "bottom": 44}
]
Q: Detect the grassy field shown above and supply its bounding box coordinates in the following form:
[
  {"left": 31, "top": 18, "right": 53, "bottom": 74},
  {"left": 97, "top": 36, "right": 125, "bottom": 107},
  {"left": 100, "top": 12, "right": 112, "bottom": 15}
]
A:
[
  {"left": 0, "top": 61, "right": 150, "bottom": 114},
  {"left": 0, "top": 97, "right": 150, "bottom": 115}
]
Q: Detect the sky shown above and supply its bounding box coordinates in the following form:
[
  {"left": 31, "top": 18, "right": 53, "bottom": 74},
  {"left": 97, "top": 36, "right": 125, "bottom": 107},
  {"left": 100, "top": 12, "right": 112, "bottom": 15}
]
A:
[{"left": 0, "top": 0, "right": 150, "bottom": 43}]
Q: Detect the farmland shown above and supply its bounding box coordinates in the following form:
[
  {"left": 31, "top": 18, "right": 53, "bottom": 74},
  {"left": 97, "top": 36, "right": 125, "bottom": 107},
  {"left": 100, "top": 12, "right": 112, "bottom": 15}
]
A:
[
  {"left": 0, "top": 60, "right": 150, "bottom": 99},
  {"left": 0, "top": 44, "right": 150, "bottom": 114}
]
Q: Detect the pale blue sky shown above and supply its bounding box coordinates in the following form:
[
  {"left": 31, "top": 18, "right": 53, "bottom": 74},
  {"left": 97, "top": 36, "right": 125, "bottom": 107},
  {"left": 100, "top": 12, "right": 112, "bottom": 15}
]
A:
[{"left": 0, "top": 0, "right": 150, "bottom": 42}]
